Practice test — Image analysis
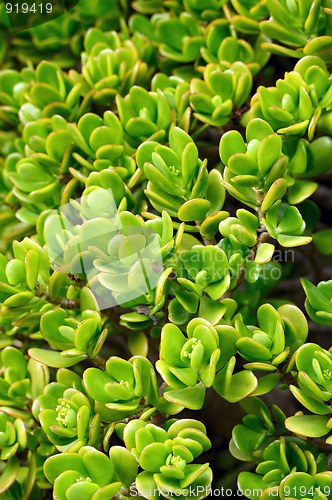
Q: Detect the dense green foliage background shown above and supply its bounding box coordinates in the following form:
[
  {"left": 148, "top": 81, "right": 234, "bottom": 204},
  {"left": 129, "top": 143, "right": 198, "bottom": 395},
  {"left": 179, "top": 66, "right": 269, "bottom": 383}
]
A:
[{"left": 1, "top": 0, "right": 332, "bottom": 499}]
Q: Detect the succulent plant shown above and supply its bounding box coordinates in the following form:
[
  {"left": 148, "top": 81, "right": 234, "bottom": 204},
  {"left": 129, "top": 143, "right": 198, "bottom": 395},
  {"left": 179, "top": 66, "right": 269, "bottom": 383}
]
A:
[
  {"left": 260, "top": 0, "right": 332, "bottom": 63},
  {"left": 0, "top": 411, "right": 27, "bottom": 460},
  {"left": 190, "top": 61, "right": 253, "bottom": 126},
  {"left": 2, "top": 2, "right": 332, "bottom": 500},
  {"left": 83, "top": 355, "right": 159, "bottom": 421},
  {"left": 201, "top": 23, "right": 270, "bottom": 76},
  {"left": 35, "top": 368, "right": 101, "bottom": 452},
  {"left": 156, "top": 12, "right": 205, "bottom": 63},
  {"left": 76, "top": 28, "right": 155, "bottom": 106},
  {"left": 151, "top": 73, "right": 191, "bottom": 132},
  {"left": 250, "top": 56, "right": 332, "bottom": 139},
  {"left": 235, "top": 303, "right": 308, "bottom": 367},
  {"left": 122, "top": 418, "right": 212, "bottom": 499},
  {"left": 116, "top": 85, "right": 173, "bottom": 148},
  {"left": 19, "top": 61, "right": 86, "bottom": 125},
  {"left": 302, "top": 278, "right": 332, "bottom": 326},
  {"left": 43, "top": 448, "right": 122, "bottom": 500},
  {"left": 137, "top": 126, "right": 225, "bottom": 221}
]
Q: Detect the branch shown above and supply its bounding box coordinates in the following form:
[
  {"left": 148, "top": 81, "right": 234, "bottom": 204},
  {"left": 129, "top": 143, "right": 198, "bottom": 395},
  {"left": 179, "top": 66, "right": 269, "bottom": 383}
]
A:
[
  {"left": 35, "top": 283, "right": 80, "bottom": 309},
  {"left": 92, "top": 355, "right": 107, "bottom": 370}
]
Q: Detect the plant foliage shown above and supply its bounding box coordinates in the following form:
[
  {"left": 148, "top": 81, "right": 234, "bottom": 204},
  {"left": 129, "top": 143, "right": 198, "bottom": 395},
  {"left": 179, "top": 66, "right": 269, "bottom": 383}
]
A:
[{"left": 1, "top": 0, "right": 332, "bottom": 499}]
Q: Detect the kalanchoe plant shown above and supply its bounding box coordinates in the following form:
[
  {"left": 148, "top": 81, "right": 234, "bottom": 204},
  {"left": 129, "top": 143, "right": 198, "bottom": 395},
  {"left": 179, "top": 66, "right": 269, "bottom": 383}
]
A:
[
  {"left": 137, "top": 126, "right": 225, "bottom": 221},
  {"left": 83, "top": 355, "right": 159, "bottom": 421},
  {"left": 190, "top": 61, "right": 253, "bottom": 126},
  {"left": 35, "top": 368, "right": 101, "bottom": 452},
  {"left": 259, "top": 0, "right": 332, "bottom": 62},
  {"left": 0, "top": 411, "right": 27, "bottom": 460},
  {"left": 201, "top": 22, "right": 270, "bottom": 76},
  {"left": 156, "top": 12, "right": 205, "bottom": 63},
  {"left": 250, "top": 56, "right": 332, "bottom": 139},
  {"left": 2, "top": 1, "right": 332, "bottom": 500},
  {"left": 116, "top": 85, "right": 173, "bottom": 148},
  {"left": 151, "top": 73, "right": 191, "bottom": 132},
  {"left": 19, "top": 61, "right": 86, "bottom": 125},
  {"left": 301, "top": 277, "right": 332, "bottom": 326},
  {"left": 232, "top": 397, "right": 332, "bottom": 500},
  {"left": 235, "top": 303, "right": 308, "bottom": 368},
  {"left": 122, "top": 417, "right": 212, "bottom": 499},
  {"left": 76, "top": 28, "right": 155, "bottom": 106},
  {"left": 43, "top": 448, "right": 123, "bottom": 500}
]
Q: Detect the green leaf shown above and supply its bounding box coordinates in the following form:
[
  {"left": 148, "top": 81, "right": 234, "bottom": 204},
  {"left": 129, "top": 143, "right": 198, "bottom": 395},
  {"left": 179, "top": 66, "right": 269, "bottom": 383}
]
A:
[
  {"left": 164, "top": 383, "right": 206, "bottom": 410},
  {"left": 140, "top": 442, "right": 168, "bottom": 472},
  {"left": 222, "top": 370, "right": 257, "bottom": 403},
  {"left": 83, "top": 368, "right": 112, "bottom": 403},
  {"left": 0, "top": 456, "right": 20, "bottom": 494},
  {"left": 136, "top": 471, "right": 159, "bottom": 500},
  {"left": 110, "top": 446, "right": 138, "bottom": 488},
  {"left": 44, "top": 454, "right": 88, "bottom": 484},
  {"left": 288, "top": 180, "right": 317, "bottom": 205},
  {"left": 28, "top": 348, "right": 87, "bottom": 368},
  {"left": 178, "top": 199, "right": 211, "bottom": 222},
  {"left": 219, "top": 130, "right": 246, "bottom": 165},
  {"left": 246, "top": 118, "right": 274, "bottom": 142},
  {"left": 160, "top": 324, "right": 186, "bottom": 366},
  {"left": 237, "top": 337, "right": 272, "bottom": 361},
  {"left": 301, "top": 279, "right": 332, "bottom": 313},
  {"left": 279, "top": 472, "right": 315, "bottom": 500},
  {"left": 251, "top": 373, "right": 283, "bottom": 396},
  {"left": 257, "top": 134, "right": 282, "bottom": 177},
  {"left": 313, "top": 229, "right": 332, "bottom": 255},
  {"left": 290, "top": 385, "right": 329, "bottom": 415},
  {"left": 285, "top": 415, "right": 330, "bottom": 437},
  {"left": 128, "top": 331, "right": 148, "bottom": 357},
  {"left": 233, "top": 424, "right": 268, "bottom": 454},
  {"left": 255, "top": 243, "right": 275, "bottom": 264},
  {"left": 261, "top": 179, "right": 288, "bottom": 212},
  {"left": 237, "top": 471, "right": 267, "bottom": 500}
]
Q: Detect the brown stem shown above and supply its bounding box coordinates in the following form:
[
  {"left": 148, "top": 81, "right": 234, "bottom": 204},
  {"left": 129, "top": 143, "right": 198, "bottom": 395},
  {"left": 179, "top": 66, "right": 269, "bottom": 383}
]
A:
[
  {"left": 195, "top": 220, "right": 216, "bottom": 246},
  {"left": 92, "top": 355, "right": 107, "bottom": 370},
  {"left": 36, "top": 286, "right": 80, "bottom": 309}
]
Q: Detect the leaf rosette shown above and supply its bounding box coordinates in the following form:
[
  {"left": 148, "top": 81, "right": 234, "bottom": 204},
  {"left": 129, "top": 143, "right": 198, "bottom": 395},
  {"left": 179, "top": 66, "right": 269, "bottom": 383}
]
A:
[
  {"left": 19, "top": 61, "right": 85, "bottom": 125},
  {"left": 287, "top": 342, "right": 332, "bottom": 421},
  {"left": 116, "top": 85, "right": 173, "bottom": 148},
  {"left": 190, "top": 61, "right": 253, "bottom": 126},
  {"left": 250, "top": 56, "right": 332, "bottom": 139},
  {"left": 259, "top": 0, "right": 332, "bottom": 63},
  {"left": 0, "top": 411, "right": 27, "bottom": 461},
  {"left": 235, "top": 303, "right": 308, "bottom": 369},
  {"left": 122, "top": 417, "right": 212, "bottom": 500},
  {"left": 156, "top": 319, "right": 241, "bottom": 409},
  {"left": 219, "top": 118, "right": 288, "bottom": 207},
  {"left": 77, "top": 28, "right": 154, "bottom": 106},
  {"left": 36, "top": 368, "right": 101, "bottom": 452},
  {"left": 44, "top": 448, "right": 122, "bottom": 500},
  {"left": 44, "top": 195, "right": 181, "bottom": 309},
  {"left": 301, "top": 277, "right": 332, "bottom": 327},
  {"left": 156, "top": 12, "right": 205, "bottom": 63},
  {"left": 83, "top": 355, "right": 159, "bottom": 421},
  {"left": 0, "top": 238, "right": 50, "bottom": 324},
  {"left": 151, "top": 73, "right": 191, "bottom": 132},
  {"left": 137, "top": 126, "right": 225, "bottom": 221},
  {"left": 201, "top": 24, "right": 270, "bottom": 76}
]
